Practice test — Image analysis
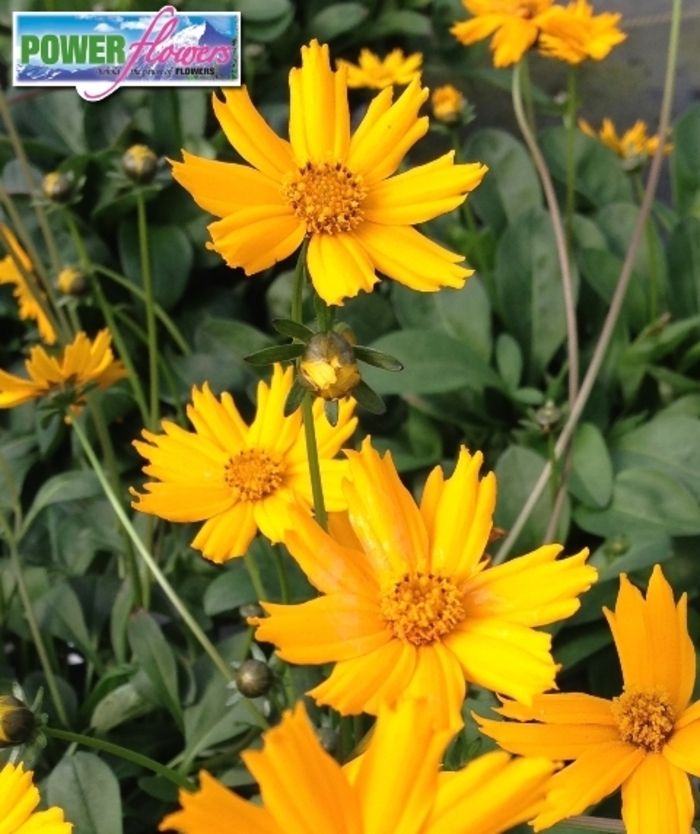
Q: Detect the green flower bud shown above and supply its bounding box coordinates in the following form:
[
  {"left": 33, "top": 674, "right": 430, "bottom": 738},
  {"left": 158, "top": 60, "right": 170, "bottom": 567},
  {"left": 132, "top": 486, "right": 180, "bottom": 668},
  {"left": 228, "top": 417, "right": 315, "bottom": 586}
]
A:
[
  {"left": 0, "top": 695, "right": 36, "bottom": 747},
  {"left": 42, "top": 171, "right": 73, "bottom": 202},
  {"left": 235, "top": 659, "right": 274, "bottom": 698},
  {"left": 122, "top": 144, "right": 158, "bottom": 183}
]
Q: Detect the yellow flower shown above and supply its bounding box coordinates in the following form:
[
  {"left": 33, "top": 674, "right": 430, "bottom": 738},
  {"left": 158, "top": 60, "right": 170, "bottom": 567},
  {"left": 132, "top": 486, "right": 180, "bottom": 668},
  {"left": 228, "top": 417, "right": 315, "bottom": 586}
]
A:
[
  {"left": 478, "top": 565, "right": 700, "bottom": 834},
  {"left": 0, "top": 761, "right": 71, "bottom": 834},
  {"left": 579, "top": 118, "right": 673, "bottom": 164},
  {"left": 336, "top": 48, "right": 422, "bottom": 89},
  {"left": 431, "top": 84, "right": 466, "bottom": 123},
  {"left": 537, "top": 0, "right": 626, "bottom": 64},
  {"left": 299, "top": 332, "right": 361, "bottom": 400},
  {"left": 451, "top": 0, "right": 553, "bottom": 68},
  {"left": 252, "top": 440, "right": 596, "bottom": 727},
  {"left": 131, "top": 365, "right": 357, "bottom": 563},
  {"left": 0, "top": 329, "right": 126, "bottom": 411},
  {"left": 160, "top": 698, "right": 556, "bottom": 834},
  {"left": 0, "top": 225, "right": 57, "bottom": 344},
  {"left": 170, "top": 40, "right": 487, "bottom": 307}
]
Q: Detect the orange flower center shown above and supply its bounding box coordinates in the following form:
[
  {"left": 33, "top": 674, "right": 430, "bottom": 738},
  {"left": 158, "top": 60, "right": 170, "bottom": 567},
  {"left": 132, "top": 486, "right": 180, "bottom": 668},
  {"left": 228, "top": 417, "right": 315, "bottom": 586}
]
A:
[
  {"left": 224, "top": 450, "right": 285, "bottom": 502},
  {"left": 611, "top": 687, "right": 676, "bottom": 753},
  {"left": 514, "top": 0, "right": 540, "bottom": 18},
  {"left": 380, "top": 572, "right": 464, "bottom": 646},
  {"left": 281, "top": 162, "right": 368, "bottom": 235}
]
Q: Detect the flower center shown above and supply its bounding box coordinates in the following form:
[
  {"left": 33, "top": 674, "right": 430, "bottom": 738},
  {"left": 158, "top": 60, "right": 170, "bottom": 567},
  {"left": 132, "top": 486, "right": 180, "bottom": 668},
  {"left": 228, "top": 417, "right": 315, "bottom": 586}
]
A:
[
  {"left": 224, "top": 450, "right": 285, "bottom": 502},
  {"left": 380, "top": 572, "right": 464, "bottom": 646},
  {"left": 611, "top": 687, "right": 676, "bottom": 753},
  {"left": 514, "top": 0, "right": 540, "bottom": 18},
  {"left": 281, "top": 162, "right": 368, "bottom": 235}
]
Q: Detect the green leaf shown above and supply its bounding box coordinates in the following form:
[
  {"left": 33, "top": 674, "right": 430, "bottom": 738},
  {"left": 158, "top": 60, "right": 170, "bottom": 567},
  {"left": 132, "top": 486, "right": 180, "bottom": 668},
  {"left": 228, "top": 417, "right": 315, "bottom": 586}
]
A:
[
  {"left": 284, "top": 379, "right": 306, "bottom": 416},
  {"left": 494, "top": 207, "right": 574, "bottom": 379},
  {"left": 13, "top": 89, "right": 86, "bottom": 154},
  {"left": 0, "top": 435, "right": 36, "bottom": 510},
  {"left": 371, "top": 9, "right": 432, "bottom": 36},
  {"left": 272, "top": 319, "right": 314, "bottom": 342},
  {"left": 47, "top": 753, "right": 123, "bottom": 834},
  {"left": 236, "top": 0, "right": 291, "bottom": 20},
  {"left": 578, "top": 247, "right": 647, "bottom": 334},
  {"left": 362, "top": 329, "right": 501, "bottom": 395},
  {"left": 463, "top": 129, "right": 541, "bottom": 233},
  {"left": 203, "top": 561, "right": 257, "bottom": 616},
  {"left": 493, "top": 446, "right": 569, "bottom": 555},
  {"left": 372, "top": 408, "right": 442, "bottom": 472},
  {"left": 612, "top": 415, "right": 700, "bottom": 501},
  {"left": 22, "top": 471, "right": 102, "bottom": 536},
  {"left": 575, "top": 468, "right": 700, "bottom": 538},
  {"left": 324, "top": 399, "right": 340, "bottom": 426},
  {"left": 392, "top": 277, "right": 492, "bottom": 361},
  {"left": 667, "top": 217, "right": 700, "bottom": 317},
  {"left": 118, "top": 222, "right": 193, "bottom": 311},
  {"left": 244, "top": 344, "right": 304, "bottom": 365},
  {"left": 495, "top": 333, "right": 522, "bottom": 390},
  {"left": 34, "top": 582, "right": 99, "bottom": 666},
  {"left": 128, "top": 611, "right": 183, "bottom": 730},
  {"left": 539, "top": 126, "right": 632, "bottom": 207},
  {"left": 308, "top": 3, "right": 369, "bottom": 39},
  {"left": 353, "top": 381, "right": 386, "bottom": 414},
  {"left": 596, "top": 532, "right": 673, "bottom": 582},
  {"left": 353, "top": 345, "right": 403, "bottom": 372},
  {"left": 569, "top": 423, "right": 614, "bottom": 509},
  {"left": 90, "top": 681, "right": 152, "bottom": 734},
  {"left": 671, "top": 102, "right": 700, "bottom": 216}
]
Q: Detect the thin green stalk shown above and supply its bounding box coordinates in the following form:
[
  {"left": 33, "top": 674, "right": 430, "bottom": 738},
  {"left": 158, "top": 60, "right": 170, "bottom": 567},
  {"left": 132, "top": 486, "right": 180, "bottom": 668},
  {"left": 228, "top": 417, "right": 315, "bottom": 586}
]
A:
[
  {"left": 494, "top": 0, "right": 683, "bottom": 564},
  {"left": 94, "top": 264, "right": 191, "bottom": 355},
  {"left": 136, "top": 192, "right": 159, "bottom": 430},
  {"left": 301, "top": 394, "right": 328, "bottom": 530},
  {"left": 633, "top": 173, "right": 662, "bottom": 322},
  {"left": 272, "top": 546, "right": 291, "bottom": 604},
  {"left": 0, "top": 514, "right": 69, "bottom": 728},
  {"left": 45, "top": 727, "right": 196, "bottom": 791},
  {"left": 71, "top": 418, "right": 270, "bottom": 732},
  {"left": 519, "top": 55, "right": 537, "bottom": 134},
  {"left": 244, "top": 552, "right": 267, "bottom": 602},
  {"left": 565, "top": 66, "right": 578, "bottom": 242},
  {"left": 290, "top": 241, "right": 308, "bottom": 324}
]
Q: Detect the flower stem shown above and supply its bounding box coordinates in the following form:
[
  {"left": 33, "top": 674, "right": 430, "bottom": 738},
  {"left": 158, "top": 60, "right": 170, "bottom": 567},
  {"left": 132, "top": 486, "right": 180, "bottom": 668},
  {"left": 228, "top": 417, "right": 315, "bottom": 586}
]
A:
[
  {"left": 44, "top": 727, "right": 196, "bottom": 791},
  {"left": 494, "top": 0, "right": 683, "bottom": 564},
  {"left": 136, "top": 192, "right": 159, "bottom": 431},
  {"left": 0, "top": 513, "right": 70, "bottom": 728}
]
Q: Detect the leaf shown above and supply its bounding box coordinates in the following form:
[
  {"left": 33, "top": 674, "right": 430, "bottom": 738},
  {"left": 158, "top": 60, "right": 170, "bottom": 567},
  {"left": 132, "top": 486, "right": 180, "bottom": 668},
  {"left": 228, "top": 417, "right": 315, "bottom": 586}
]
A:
[
  {"left": 578, "top": 247, "right": 646, "bottom": 334},
  {"left": 671, "top": 102, "right": 700, "bottom": 216},
  {"left": 203, "top": 562, "right": 257, "bottom": 616},
  {"left": 0, "top": 435, "right": 37, "bottom": 510},
  {"left": 353, "top": 346, "right": 403, "bottom": 372},
  {"left": 667, "top": 217, "right": 700, "bottom": 317},
  {"left": 538, "top": 126, "right": 632, "bottom": 207},
  {"left": 34, "top": 582, "right": 99, "bottom": 666},
  {"left": 308, "top": 3, "right": 369, "bottom": 39},
  {"left": 272, "top": 319, "right": 314, "bottom": 342},
  {"left": 118, "top": 222, "right": 193, "bottom": 311},
  {"left": 22, "top": 471, "right": 102, "bottom": 536},
  {"left": 371, "top": 9, "right": 432, "bottom": 36},
  {"left": 47, "top": 753, "right": 123, "bottom": 834},
  {"left": 128, "top": 611, "right": 183, "bottom": 730},
  {"left": 236, "top": 0, "right": 291, "bottom": 20},
  {"left": 90, "top": 682, "right": 152, "bottom": 734},
  {"left": 244, "top": 344, "right": 304, "bottom": 365},
  {"left": 372, "top": 408, "right": 442, "bottom": 472},
  {"left": 495, "top": 333, "right": 522, "bottom": 390},
  {"left": 362, "top": 329, "right": 502, "bottom": 395},
  {"left": 463, "top": 129, "right": 541, "bottom": 233},
  {"left": 569, "top": 423, "right": 614, "bottom": 509},
  {"left": 494, "top": 207, "right": 574, "bottom": 379},
  {"left": 612, "top": 415, "right": 700, "bottom": 501},
  {"left": 575, "top": 468, "right": 700, "bottom": 538},
  {"left": 493, "top": 446, "right": 569, "bottom": 556}
]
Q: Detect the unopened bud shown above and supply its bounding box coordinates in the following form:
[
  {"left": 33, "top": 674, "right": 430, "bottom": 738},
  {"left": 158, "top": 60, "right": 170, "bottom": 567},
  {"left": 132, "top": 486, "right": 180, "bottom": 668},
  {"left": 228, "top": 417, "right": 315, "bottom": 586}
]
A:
[
  {"left": 535, "top": 400, "right": 562, "bottom": 432},
  {"left": 299, "top": 332, "right": 361, "bottom": 401},
  {"left": 122, "top": 144, "right": 158, "bottom": 183},
  {"left": 57, "top": 267, "right": 87, "bottom": 296},
  {"left": 0, "top": 695, "right": 36, "bottom": 747},
  {"left": 235, "top": 659, "right": 273, "bottom": 698},
  {"left": 431, "top": 84, "right": 465, "bottom": 124},
  {"left": 42, "top": 171, "right": 73, "bottom": 202}
]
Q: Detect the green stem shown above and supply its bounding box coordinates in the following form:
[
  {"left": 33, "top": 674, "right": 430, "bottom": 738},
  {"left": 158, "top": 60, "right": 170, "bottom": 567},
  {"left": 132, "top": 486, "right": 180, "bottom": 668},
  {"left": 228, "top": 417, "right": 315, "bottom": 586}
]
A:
[
  {"left": 70, "top": 418, "right": 270, "bottom": 731},
  {"left": 0, "top": 514, "right": 70, "bottom": 728},
  {"left": 45, "top": 727, "right": 196, "bottom": 791},
  {"left": 519, "top": 55, "right": 537, "bottom": 134},
  {"left": 244, "top": 552, "right": 267, "bottom": 603},
  {"left": 94, "top": 265, "right": 190, "bottom": 355},
  {"left": 633, "top": 174, "right": 661, "bottom": 322},
  {"left": 494, "top": 0, "right": 683, "bottom": 564},
  {"left": 564, "top": 66, "right": 578, "bottom": 242},
  {"left": 301, "top": 394, "right": 328, "bottom": 531},
  {"left": 272, "top": 546, "right": 291, "bottom": 604},
  {"left": 136, "top": 192, "right": 159, "bottom": 431},
  {"left": 290, "top": 241, "right": 308, "bottom": 324}
]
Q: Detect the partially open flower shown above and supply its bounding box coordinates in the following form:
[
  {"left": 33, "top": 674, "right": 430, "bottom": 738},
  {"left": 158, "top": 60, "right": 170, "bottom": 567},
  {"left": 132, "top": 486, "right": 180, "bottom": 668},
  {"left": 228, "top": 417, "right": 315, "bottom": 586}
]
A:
[
  {"left": 57, "top": 267, "right": 87, "bottom": 296},
  {"left": 42, "top": 171, "right": 73, "bottom": 202},
  {"left": 431, "top": 85, "right": 466, "bottom": 124},
  {"left": 299, "top": 332, "right": 361, "bottom": 401},
  {"left": 122, "top": 144, "right": 158, "bottom": 183}
]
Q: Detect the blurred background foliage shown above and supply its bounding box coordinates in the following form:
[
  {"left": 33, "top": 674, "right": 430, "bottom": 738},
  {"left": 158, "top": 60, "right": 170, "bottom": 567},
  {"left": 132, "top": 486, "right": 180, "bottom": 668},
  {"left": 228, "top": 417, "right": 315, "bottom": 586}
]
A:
[{"left": 0, "top": 0, "right": 700, "bottom": 831}]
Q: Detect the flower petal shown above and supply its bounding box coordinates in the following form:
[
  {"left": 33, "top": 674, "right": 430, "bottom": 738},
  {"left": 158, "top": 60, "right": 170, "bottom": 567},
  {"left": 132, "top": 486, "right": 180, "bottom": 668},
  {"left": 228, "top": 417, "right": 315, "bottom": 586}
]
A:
[
  {"left": 620, "top": 753, "right": 693, "bottom": 834},
  {"left": 190, "top": 503, "right": 257, "bottom": 562},
  {"left": 187, "top": 384, "right": 248, "bottom": 454},
  {"left": 352, "top": 222, "right": 470, "bottom": 292},
  {"left": 664, "top": 716, "right": 700, "bottom": 778},
  {"left": 497, "top": 692, "right": 616, "bottom": 725},
  {"left": 450, "top": 14, "right": 505, "bottom": 47},
  {"left": 306, "top": 233, "right": 378, "bottom": 306},
  {"left": 401, "top": 642, "right": 466, "bottom": 731}
]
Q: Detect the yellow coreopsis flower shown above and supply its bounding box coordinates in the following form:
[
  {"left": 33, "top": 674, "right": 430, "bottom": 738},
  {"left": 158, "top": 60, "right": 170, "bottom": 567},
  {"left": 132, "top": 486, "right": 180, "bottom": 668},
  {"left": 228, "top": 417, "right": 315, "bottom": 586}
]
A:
[
  {"left": 0, "top": 225, "right": 57, "bottom": 345},
  {"left": 431, "top": 84, "right": 466, "bottom": 123},
  {"left": 131, "top": 365, "right": 357, "bottom": 563},
  {"left": 160, "top": 698, "right": 556, "bottom": 834},
  {"left": 478, "top": 565, "right": 700, "bottom": 834},
  {"left": 336, "top": 48, "right": 422, "bottom": 89},
  {"left": 451, "top": 0, "right": 553, "bottom": 67},
  {"left": 0, "top": 329, "right": 126, "bottom": 411},
  {"left": 252, "top": 440, "right": 596, "bottom": 727},
  {"left": 0, "top": 761, "right": 71, "bottom": 833},
  {"left": 579, "top": 118, "right": 673, "bottom": 164},
  {"left": 170, "top": 40, "right": 487, "bottom": 307},
  {"left": 537, "top": 0, "right": 626, "bottom": 64}
]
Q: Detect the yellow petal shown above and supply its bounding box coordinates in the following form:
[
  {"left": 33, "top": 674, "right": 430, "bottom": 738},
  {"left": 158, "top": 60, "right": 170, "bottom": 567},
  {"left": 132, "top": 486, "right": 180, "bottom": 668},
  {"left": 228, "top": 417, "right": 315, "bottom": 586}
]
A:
[
  {"left": 0, "top": 762, "right": 39, "bottom": 832},
  {"left": 620, "top": 753, "right": 693, "bottom": 834},
  {"left": 190, "top": 502, "right": 257, "bottom": 562},
  {"left": 131, "top": 483, "right": 234, "bottom": 523},
  {"left": 664, "top": 717, "right": 700, "bottom": 778},
  {"left": 212, "top": 88, "right": 295, "bottom": 180},
  {"left": 533, "top": 742, "right": 644, "bottom": 831},
  {"left": 306, "top": 233, "right": 378, "bottom": 306},
  {"left": 490, "top": 17, "right": 540, "bottom": 67},
  {"left": 450, "top": 14, "right": 505, "bottom": 46},
  {"left": 401, "top": 643, "right": 466, "bottom": 731},
  {"left": 247, "top": 365, "right": 299, "bottom": 451},
  {"left": 187, "top": 384, "right": 248, "bottom": 454},
  {"left": 498, "top": 692, "right": 616, "bottom": 725},
  {"left": 353, "top": 222, "right": 470, "bottom": 292}
]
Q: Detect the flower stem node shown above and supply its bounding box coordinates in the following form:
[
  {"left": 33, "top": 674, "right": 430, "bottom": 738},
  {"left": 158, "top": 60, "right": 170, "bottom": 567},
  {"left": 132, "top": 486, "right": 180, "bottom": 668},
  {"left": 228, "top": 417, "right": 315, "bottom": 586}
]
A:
[
  {"left": 299, "top": 332, "right": 361, "bottom": 401},
  {"left": 42, "top": 171, "right": 74, "bottom": 202},
  {"left": 234, "top": 659, "right": 274, "bottom": 699},
  {"left": 122, "top": 144, "right": 159, "bottom": 184}
]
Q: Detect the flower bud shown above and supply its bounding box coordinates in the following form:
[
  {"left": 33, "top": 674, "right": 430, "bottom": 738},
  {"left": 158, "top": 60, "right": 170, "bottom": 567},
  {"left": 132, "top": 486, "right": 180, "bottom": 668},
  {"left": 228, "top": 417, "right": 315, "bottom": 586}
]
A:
[
  {"left": 0, "top": 695, "right": 36, "bottom": 747},
  {"left": 234, "top": 659, "right": 274, "bottom": 698},
  {"left": 122, "top": 144, "right": 158, "bottom": 183},
  {"left": 57, "top": 267, "right": 87, "bottom": 296},
  {"left": 42, "top": 171, "right": 73, "bottom": 202},
  {"left": 299, "top": 332, "right": 361, "bottom": 401},
  {"left": 239, "top": 603, "right": 264, "bottom": 619},
  {"left": 534, "top": 400, "right": 562, "bottom": 432},
  {"left": 431, "top": 85, "right": 465, "bottom": 124}
]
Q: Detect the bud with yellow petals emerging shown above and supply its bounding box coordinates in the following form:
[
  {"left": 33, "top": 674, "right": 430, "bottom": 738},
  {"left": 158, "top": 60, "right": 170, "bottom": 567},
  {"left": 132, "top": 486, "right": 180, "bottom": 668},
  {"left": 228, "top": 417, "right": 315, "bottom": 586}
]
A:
[
  {"left": 0, "top": 695, "right": 36, "bottom": 748},
  {"left": 57, "top": 267, "right": 87, "bottom": 296},
  {"left": 299, "top": 332, "right": 361, "bottom": 401},
  {"left": 122, "top": 144, "right": 158, "bottom": 183}
]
